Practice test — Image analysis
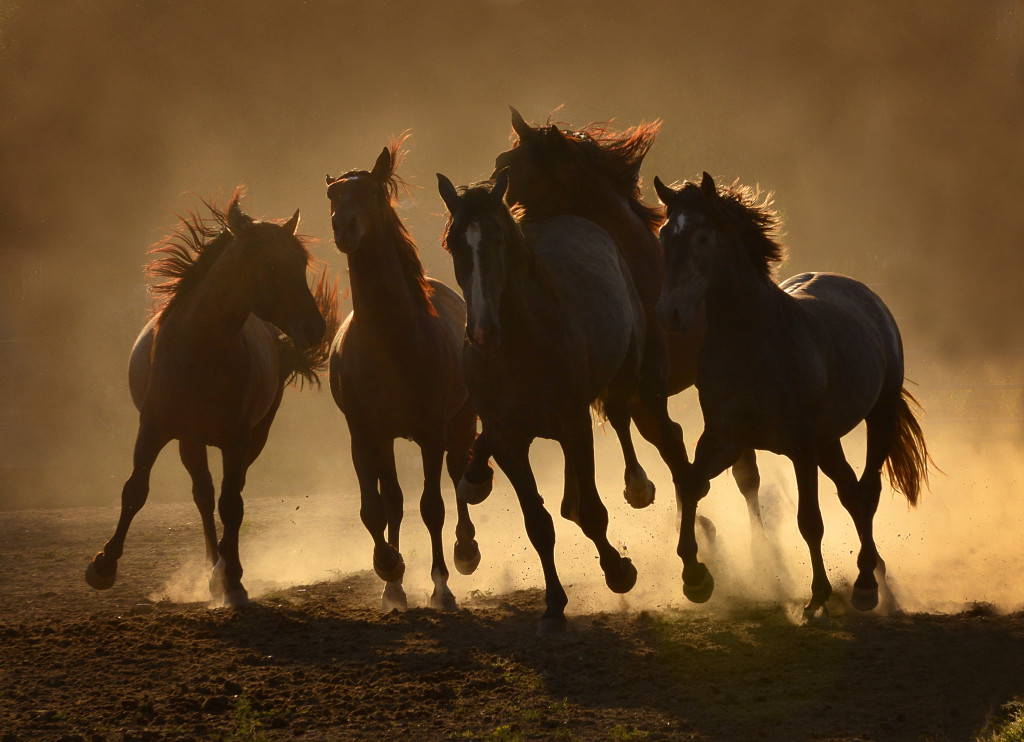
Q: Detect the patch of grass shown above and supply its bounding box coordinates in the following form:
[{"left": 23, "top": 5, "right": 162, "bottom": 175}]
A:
[
  {"left": 609, "top": 725, "right": 650, "bottom": 741},
  {"left": 979, "top": 699, "right": 1024, "bottom": 742},
  {"left": 485, "top": 724, "right": 525, "bottom": 742},
  {"left": 229, "top": 695, "right": 267, "bottom": 742}
]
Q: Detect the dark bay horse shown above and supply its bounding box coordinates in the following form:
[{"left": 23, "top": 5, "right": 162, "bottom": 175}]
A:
[
  {"left": 86, "top": 193, "right": 334, "bottom": 605},
  {"left": 487, "top": 109, "right": 768, "bottom": 552},
  {"left": 438, "top": 170, "right": 645, "bottom": 632},
  {"left": 654, "top": 172, "right": 930, "bottom": 618},
  {"left": 327, "top": 144, "right": 481, "bottom": 612}
]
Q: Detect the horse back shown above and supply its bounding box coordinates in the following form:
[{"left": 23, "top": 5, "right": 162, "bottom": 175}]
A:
[{"left": 782, "top": 272, "right": 904, "bottom": 430}]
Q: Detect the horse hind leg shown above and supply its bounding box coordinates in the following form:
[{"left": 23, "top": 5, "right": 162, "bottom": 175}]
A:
[
  {"left": 731, "top": 448, "right": 775, "bottom": 567},
  {"left": 446, "top": 403, "right": 481, "bottom": 575},
  {"left": 86, "top": 421, "right": 171, "bottom": 590},
  {"left": 179, "top": 439, "right": 219, "bottom": 570},
  {"left": 818, "top": 438, "right": 880, "bottom": 611},
  {"left": 604, "top": 389, "right": 655, "bottom": 510}
]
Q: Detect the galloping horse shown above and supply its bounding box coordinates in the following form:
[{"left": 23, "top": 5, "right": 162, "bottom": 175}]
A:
[
  {"left": 86, "top": 193, "right": 335, "bottom": 605},
  {"left": 438, "top": 170, "right": 644, "bottom": 632},
  {"left": 486, "top": 109, "right": 768, "bottom": 551},
  {"left": 654, "top": 172, "right": 930, "bottom": 617},
  {"left": 327, "top": 144, "right": 481, "bottom": 612}
]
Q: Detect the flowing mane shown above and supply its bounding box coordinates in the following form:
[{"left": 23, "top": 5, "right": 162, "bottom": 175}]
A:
[
  {"left": 682, "top": 178, "right": 788, "bottom": 280},
  {"left": 146, "top": 198, "right": 234, "bottom": 318},
  {"left": 516, "top": 120, "right": 666, "bottom": 235},
  {"left": 327, "top": 136, "right": 434, "bottom": 314}
]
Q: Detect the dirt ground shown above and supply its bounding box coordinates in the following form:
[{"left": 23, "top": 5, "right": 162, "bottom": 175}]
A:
[{"left": 1, "top": 500, "right": 1023, "bottom": 742}]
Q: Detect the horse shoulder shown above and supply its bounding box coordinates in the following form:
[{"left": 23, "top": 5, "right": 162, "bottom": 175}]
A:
[{"left": 241, "top": 316, "right": 284, "bottom": 428}]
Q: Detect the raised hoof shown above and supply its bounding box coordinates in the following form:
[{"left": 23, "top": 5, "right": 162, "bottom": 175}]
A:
[
  {"left": 453, "top": 539, "right": 482, "bottom": 575},
  {"left": 208, "top": 558, "right": 227, "bottom": 598},
  {"left": 381, "top": 582, "right": 408, "bottom": 612},
  {"left": 851, "top": 585, "right": 879, "bottom": 612},
  {"left": 682, "top": 565, "right": 715, "bottom": 604},
  {"left": 429, "top": 589, "right": 458, "bottom": 612},
  {"left": 456, "top": 473, "right": 493, "bottom": 505},
  {"left": 605, "top": 557, "right": 638, "bottom": 594},
  {"left": 624, "top": 477, "right": 655, "bottom": 509},
  {"left": 224, "top": 586, "right": 250, "bottom": 607},
  {"left": 537, "top": 615, "right": 568, "bottom": 636},
  {"left": 85, "top": 554, "right": 117, "bottom": 590},
  {"left": 373, "top": 546, "right": 406, "bottom": 583},
  {"left": 696, "top": 515, "right": 718, "bottom": 544}
]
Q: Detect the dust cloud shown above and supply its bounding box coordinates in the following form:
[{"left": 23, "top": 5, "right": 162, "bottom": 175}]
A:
[{"left": 1, "top": 2, "right": 1022, "bottom": 615}]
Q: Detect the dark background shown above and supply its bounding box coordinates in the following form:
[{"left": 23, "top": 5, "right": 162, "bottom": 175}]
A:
[{"left": 2, "top": 0, "right": 1022, "bottom": 509}]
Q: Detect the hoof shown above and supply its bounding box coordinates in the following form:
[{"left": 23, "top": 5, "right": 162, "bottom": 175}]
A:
[
  {"left": 605, "top": 557, "right": 638, "bottom": 594},
  {"left": 224, "top": 586, "right": 250, "bottom": 607},
  {"left": 537, "top": 615, "right": 568, "bottom": 636},
  {"left": 453, "top": 539, "right": 482, "bottom": 575},
  {"left": 696, "top": 515, "right": 718, "bottom": 544},
  {"left": 208, "top": 558, "right": 226, "bottom": 597},
  {"left": 85, "top": 554, "right": 117, "bottom": 590},
  {"left": 851, "top": 585, "right": 879, "bottom": 612},
  {"left": 373, "top": 545, "right": 406, "bottom": 583},
  {"left": 682, "top": 564, "right": 715, "bottom": 604},
  {"left": 381, "top": 581, "right": 408, "bottom": 612},
  {"left": 457, "top": 473, "right": 493, "bottom": 505},
  {"left": 624, "top": 477, "right": 655, "bottom": 509},
  {"left": 802, "top": 603, "right": 831, "bottom": 628},
  {"left": 429, "top": 589, "right": 458, "bottom": 612}
]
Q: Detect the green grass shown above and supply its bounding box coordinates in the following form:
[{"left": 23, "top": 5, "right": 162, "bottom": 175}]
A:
[
  {"left": 609, "top": 725, "right": 650, "bottom": 741},
  {"left": 979, "top": 700, "right": 1024, "bottom": 742}
]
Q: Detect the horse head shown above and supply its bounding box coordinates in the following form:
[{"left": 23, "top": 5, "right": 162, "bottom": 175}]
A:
[
  {"left": 438, "top": 170, "right": 513, "bottom": 353},
  {"left": 326, "top": 146, "right": 397, "bottom": 254},
  {"left": 228, "top": 195, "right": 326, "bottom": 350}
]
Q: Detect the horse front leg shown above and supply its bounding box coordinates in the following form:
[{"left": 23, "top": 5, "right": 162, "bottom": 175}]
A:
[
  {"left": 179, "top": 438, "right": 219, "bottom": 569},
  {"left": 446, "top": 402, "right": 481, "bottom": 575},
  {"left": 561, "top": 412, "right": 637, "bottom": 595},
  {"left": 86, "top": 419, "right": 171, "bottom": 590},
  {"left": 605, "top": 390, "right": 655, "bottom": 510},
  {"left": 456, "top": 429, "right": 494, "bottom": 505},
  {"left": 491, "top": 433, "right": 567, "bottom": 634},
  {"left": 211, "top": 437, "right": 251, "bottom": 606},
  {"left": 677, "top": 430, "right": 742, "bottom": 604},
  {"left": 793, "top": 451, "right": 831, "bottom": 622},
  {"left": 420, "top": 440, "right": 457, "bottom": 611}
]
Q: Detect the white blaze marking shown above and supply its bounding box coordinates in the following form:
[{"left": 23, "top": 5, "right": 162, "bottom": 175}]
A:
[
  {"left": 465, "top": 222, "right": 487, "bottom": 343},
  {"left": 674, "top": 212, "right": 687, "bottom": 234}
]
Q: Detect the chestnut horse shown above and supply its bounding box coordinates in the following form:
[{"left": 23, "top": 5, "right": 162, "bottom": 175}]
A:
[
  {"left": 86, "top": 193, "right": 335, "bottom": 605},
  {"left": 438, "top": 171, "right": 644, "bottom": 632},
  {"left": 327, "top": 144, "right": 481, "bottom": 612},
  {"left": 486, "top": 109, "right": 768, "bottom": 552},
  {"left": 655, "top": 172, "right": 929, "bottom": 618}
]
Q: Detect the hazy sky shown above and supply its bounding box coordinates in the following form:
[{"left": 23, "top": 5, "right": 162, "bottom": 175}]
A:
[{"left": 1, "top": 1, "right": 1022, "bottom": 508}]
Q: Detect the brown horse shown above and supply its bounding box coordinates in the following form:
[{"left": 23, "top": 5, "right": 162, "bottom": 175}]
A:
[
  {"left": 488, "top": 109, "right": 767, "bottom": 550},
  {"left": 438, "top": 171, "right": 644, "bottom": 632},
  {"left": 655, "top": 172, "right": 930, "bottom": 618},
  {"left": 85, "top": 193, "right": 335, "bottom": 605},
  {"left": 327, "top": 144, "right": 481, "bottom": 612}
]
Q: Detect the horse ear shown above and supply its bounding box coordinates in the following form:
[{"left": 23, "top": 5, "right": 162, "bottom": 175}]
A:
[
  {"left": 436, "top": 173, "right": 461, "bottom": 214},
  {"left": 510, "top": 106, "right": 533, "bottom": 141},
  {"left": 653, "top": 176, "right": 678, "bottom": 206},
  {"left": 226, "top": 194, "right": 252, "bottom": 235},
  {"left": 370, "top": 146, "right": 392, "bottom": 181},
  {"left": 492, "top": 167, "right": 510, "bottom": 203},
  {"left": 283, "top": 209, "right": 300, "bottom": 235},
  {"left": 545, "top": 124, "right": 564, "bottom": 147},
  {"left": 701, "top": 171, "right": 717, "bottom": 199},
  {"left": 325, "top": 173, "right": 334, "bottom": 185}
]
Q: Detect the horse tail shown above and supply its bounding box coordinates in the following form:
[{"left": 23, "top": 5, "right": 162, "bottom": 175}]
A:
[
  {"left": 284, "top": 270, "right": 342, "bottom": 389},
  {"left": 883, "top": 386, "right": 930, "bottom": 507}
]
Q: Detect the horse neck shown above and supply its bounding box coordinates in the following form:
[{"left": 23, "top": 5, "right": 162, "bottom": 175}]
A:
[
  {"left": 164, "top": 242, "right": 254, "bottom": 346},
  {"left": 703, "top": 241, "right": 786, "bottom": 339},
  {"left": 347, "top": 230, "right": 428, "bottom": 331}
]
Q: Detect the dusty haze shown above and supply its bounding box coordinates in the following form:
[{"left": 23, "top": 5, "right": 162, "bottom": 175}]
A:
[{"left": 1, "top": 1, "right": 1022, "bottom": 614}]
